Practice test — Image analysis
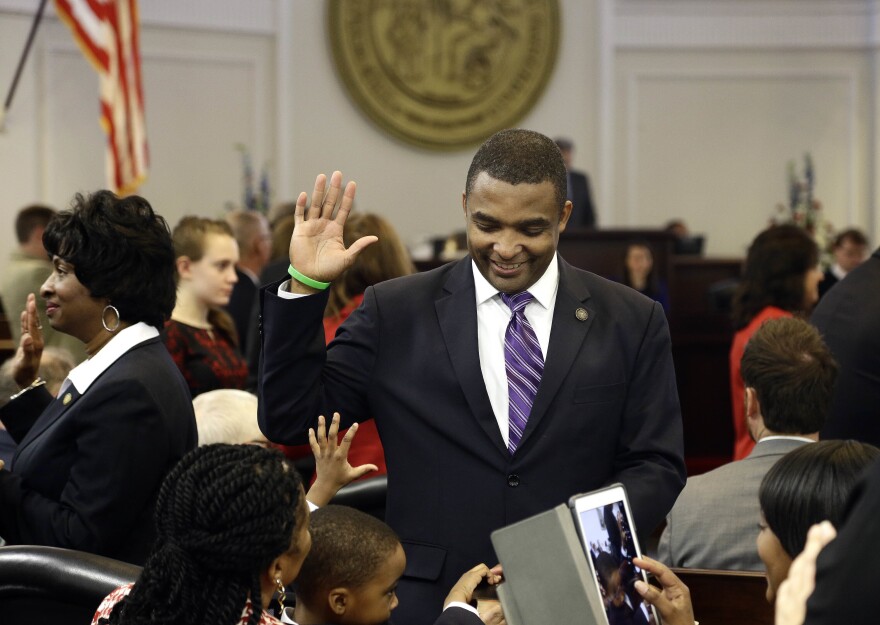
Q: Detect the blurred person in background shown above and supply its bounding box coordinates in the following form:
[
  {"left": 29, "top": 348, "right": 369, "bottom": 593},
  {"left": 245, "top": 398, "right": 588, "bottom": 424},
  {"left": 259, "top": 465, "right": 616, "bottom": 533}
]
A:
[
  {"left": 0, "top": 204, "right": 84, "bottom": 362},
  {"left": 729, "top": 225, "right": 823, "bottom": 460},
  {"left": 165, "top": 217, "right": 248, "bottom": 398},
  {"left": 225, "top": 210, "right": 272, "bottom": 356},
  {"left": 193, "top": 388, "right": 267, "bottom": 447},
  {"left": 818, "top": 228, "right": 868, "bottom": 298},
  {"left": 620, "top": 241, "right": 668, "bottom": 312}
]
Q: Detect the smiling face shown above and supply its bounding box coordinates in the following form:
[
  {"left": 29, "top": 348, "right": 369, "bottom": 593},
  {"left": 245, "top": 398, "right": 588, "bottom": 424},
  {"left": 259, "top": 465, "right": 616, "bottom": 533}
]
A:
[
  {"left": 179, "top": 232, "right": 240, "bottom": 307},
  {"left": 341, "top": 543, "right": 405, "bottom": 625},
  {"left": 463, "top": 172, "right": 572, "bottom": 294},
  {"left": 41, "top": 257, "right": 107, "bottom": 343}
]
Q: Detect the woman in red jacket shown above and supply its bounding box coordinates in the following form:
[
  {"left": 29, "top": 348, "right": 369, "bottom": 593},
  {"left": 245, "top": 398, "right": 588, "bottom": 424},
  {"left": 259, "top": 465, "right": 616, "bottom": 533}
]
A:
[{"left": 729, "top": 225, "right": 823, "bottom": 460}]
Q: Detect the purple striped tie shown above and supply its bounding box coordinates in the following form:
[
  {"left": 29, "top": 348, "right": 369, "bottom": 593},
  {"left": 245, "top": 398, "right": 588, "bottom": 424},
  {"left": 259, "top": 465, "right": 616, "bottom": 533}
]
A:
[{"left": 501, "top": 292, "right": 544, "bottom": 454}]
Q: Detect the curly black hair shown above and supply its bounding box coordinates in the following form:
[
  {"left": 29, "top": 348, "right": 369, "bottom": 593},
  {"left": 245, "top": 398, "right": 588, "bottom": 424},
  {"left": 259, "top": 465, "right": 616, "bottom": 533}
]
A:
[
  {"left": 43, "top": 190, "right": 176, "bottom": 329},
  {"left": 105, "top": 444, "right": 305, "bottom": 625}
]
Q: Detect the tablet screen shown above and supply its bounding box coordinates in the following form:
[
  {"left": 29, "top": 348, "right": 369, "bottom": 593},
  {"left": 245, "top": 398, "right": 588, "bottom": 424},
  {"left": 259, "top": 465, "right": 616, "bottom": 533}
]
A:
[{"left": 571, "top": 486, "right": 657, "bottom": 625}]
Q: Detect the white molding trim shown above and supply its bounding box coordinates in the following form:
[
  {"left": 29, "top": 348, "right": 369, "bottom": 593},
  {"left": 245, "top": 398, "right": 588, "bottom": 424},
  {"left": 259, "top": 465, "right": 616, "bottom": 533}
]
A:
[
  {"left": 276, "top": 0, "right": 293, "bottom": 201},
  {"left": 1, "top": 0, "right": 277, "bottom": 35},
  {"left": 621, "top": 68, "right": 860, "bottom": 225},
  {"left": 39, "top": 39, "right": 271, "bottom": 196},
  {"left": 597, "top": 0, "right": 615, "bottom": 224},
  {"left": 616, "top": 0, "right": 880, "bottom": 49}
]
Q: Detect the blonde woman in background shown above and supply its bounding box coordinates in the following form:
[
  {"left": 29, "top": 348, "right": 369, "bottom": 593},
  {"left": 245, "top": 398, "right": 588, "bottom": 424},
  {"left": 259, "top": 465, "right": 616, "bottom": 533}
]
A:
[{"left": 164, "top": 217, "right": 248, "bottom": 398}]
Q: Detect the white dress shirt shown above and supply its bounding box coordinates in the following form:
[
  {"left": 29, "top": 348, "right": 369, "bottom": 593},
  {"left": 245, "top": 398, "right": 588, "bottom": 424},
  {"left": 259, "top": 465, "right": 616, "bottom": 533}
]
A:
[
  {"left": 279, "top": 256, "right": 561, "bottom": 446},
  {"left": 473, "top": 254, "right": 559, "bottom": 446}
]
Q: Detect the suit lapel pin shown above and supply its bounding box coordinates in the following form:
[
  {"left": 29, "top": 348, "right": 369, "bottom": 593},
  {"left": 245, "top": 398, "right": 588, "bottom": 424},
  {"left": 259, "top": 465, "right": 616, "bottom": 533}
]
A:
[
  {"left": 575, "top": 308, "right": 589, "bottom": 321},
  {"left": 62, "top": 393, "right": 72, "bottom": 405}
]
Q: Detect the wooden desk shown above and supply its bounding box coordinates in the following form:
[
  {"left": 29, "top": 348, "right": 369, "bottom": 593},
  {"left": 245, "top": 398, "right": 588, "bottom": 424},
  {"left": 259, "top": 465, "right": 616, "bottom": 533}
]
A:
[{"left": 670, "top": 568, "right": 773, "bottom": 625}]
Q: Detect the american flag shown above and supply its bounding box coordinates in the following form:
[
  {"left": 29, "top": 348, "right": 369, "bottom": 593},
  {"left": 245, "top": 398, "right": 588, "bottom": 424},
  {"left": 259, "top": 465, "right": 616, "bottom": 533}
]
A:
[{"left": 55, "top": 0, "right": 148, "bottom": 194}]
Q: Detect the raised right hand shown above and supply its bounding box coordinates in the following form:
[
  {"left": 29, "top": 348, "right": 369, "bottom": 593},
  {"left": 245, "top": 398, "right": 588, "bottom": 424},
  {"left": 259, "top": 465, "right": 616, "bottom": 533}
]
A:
[
  {"left": 287, "top": 171, "right": 378, "bottom": 294},
  {"left": 12, "top": 293, "right": 44, "bottom": 388}
]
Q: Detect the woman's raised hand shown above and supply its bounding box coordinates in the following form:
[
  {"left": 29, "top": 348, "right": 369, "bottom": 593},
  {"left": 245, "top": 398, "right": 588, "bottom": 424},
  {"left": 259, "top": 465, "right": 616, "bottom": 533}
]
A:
[{"left": 12, "top": 293, "right": 44, "bottom": 388}]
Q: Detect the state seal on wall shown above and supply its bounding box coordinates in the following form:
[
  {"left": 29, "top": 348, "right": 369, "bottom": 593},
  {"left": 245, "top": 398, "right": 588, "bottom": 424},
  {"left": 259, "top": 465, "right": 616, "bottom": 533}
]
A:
[{"left": 327, "top": 0, "right": 560, "bottom": 150}]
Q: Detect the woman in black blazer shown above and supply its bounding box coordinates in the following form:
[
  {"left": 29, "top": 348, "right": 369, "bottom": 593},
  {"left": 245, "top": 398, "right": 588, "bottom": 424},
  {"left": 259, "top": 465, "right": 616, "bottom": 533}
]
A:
[{"left": 0, "top": 191, "right": 197, "bottom": 564}]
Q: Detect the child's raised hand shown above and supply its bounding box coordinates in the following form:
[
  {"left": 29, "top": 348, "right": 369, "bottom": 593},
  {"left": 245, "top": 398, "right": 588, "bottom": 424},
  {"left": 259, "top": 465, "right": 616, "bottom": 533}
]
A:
[{"left": 306, "top": 412, "right": 378, "bottom": 507}]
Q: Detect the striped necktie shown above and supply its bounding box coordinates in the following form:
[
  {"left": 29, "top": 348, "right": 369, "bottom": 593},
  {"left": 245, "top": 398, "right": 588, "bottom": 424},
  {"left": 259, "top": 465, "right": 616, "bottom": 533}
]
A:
[{"left": 500, "top": 291, "right": 545, "bottom": 454}]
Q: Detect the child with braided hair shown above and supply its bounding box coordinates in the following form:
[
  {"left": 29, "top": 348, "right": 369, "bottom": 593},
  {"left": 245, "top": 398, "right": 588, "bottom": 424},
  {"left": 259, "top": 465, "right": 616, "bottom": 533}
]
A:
[{"left": 92, "top": 413, "right": 375, "bottom": 625}]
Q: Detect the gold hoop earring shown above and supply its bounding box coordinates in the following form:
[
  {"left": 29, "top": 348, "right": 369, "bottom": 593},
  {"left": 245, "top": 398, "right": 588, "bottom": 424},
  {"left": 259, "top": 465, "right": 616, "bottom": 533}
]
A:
[
  {"left": 102, "top": 305, "right": 121, "bottom": 333},
  {"left": 275, "top": 577, "right": 287, "bottom": 612}
]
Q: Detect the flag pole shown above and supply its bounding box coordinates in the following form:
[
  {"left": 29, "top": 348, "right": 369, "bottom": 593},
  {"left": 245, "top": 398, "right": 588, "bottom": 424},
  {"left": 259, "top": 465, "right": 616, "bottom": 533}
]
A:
[{"left": 0, "top": 0, "right": 51, "bottom": 132}]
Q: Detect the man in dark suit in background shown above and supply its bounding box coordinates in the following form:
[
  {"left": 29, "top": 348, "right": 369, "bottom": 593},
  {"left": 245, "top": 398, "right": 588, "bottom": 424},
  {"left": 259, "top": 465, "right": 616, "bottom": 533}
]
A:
[
  {"left": 811, "top": 246, "right": 880, "bottom": 447},
  {"left": 225, "top": 210, "right": 271, "bottom": 356},
  {"left": 555, "top": 137, "right": 597, "bottom": 229},
  {"left": 258, "top": 129, "right": 684, "bottom": 625},
  {"left": 817, "top": 228, "right": 868, "bottom": 298}
]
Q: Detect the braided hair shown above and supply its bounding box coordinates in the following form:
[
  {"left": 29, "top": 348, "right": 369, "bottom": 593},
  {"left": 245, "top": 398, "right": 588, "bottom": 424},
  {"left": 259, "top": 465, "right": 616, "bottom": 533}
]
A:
[{"left": 105, "top": 444, "right": 305, "bottom": 625}]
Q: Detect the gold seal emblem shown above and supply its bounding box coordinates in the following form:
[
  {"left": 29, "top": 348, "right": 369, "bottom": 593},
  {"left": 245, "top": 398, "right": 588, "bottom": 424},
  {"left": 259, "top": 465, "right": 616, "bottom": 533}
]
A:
[
  {"left": 63, "top": 393, "right": 72, "bottom": 405},
  {"left": 575, "top": 308, "right": 589, "bottom": 321},
  {"left": 328, "top": 0, "right": 560, "bottom": 150}
]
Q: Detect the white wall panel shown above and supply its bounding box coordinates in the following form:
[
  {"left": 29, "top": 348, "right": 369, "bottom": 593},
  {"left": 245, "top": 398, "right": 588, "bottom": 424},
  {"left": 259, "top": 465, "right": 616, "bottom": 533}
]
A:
[{"left": 614, "top": 62, "right": 865, "bottom": 257}]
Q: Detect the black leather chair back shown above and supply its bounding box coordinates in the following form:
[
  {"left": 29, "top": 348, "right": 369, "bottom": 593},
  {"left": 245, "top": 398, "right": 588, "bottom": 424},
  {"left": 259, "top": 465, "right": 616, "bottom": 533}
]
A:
[
  {"left": 329, "top": 474, "right": 388, "bottom": 520},
  {"left": 0, "top": 545, "right": 142, "bottom": 624}
]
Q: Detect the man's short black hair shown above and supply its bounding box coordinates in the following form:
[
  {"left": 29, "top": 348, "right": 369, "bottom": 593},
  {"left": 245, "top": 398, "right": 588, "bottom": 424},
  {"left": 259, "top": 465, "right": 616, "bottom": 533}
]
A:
[
  {"left": 740, "top": 317, "right": 837, "bottom": 434},
  {"left": 465, "top": 129, "right": 568, "bottom": 211},
  {"left": 295, "top": 505, "right": 401, "bottom": 606}
]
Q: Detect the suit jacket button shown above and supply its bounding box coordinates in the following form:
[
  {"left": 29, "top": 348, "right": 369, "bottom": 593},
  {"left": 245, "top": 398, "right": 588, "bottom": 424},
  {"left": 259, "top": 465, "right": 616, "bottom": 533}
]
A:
[{"left": 507, "top": 474, "right": 520, "bottom": 487}]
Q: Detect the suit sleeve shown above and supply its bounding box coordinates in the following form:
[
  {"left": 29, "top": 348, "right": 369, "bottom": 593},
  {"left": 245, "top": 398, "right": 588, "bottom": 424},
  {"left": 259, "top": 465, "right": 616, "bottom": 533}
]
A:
[
  {"left": 0, "top": 385, "right": 54, "bottom": 443},
  {"left": 258, "top": 281, "right": 377, "bottom": 445},
  {"left": 656, "top": 517, "right": 674, "bottom": 566},
  {"left": 612, "top": 301, "right": 686, "bottom": 535},
  {"left": 0, "top": 379, "right": 173, "bottom": 552}
]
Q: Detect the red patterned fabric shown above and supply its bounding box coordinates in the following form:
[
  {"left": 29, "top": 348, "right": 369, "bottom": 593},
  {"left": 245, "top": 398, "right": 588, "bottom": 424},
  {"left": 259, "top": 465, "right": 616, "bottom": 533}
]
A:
[
  {"left": 163, "top": 319, "right": 248, "bottom": 398},
  {"left": 91, "top": 583, "right": 284, "bottom": 624}
]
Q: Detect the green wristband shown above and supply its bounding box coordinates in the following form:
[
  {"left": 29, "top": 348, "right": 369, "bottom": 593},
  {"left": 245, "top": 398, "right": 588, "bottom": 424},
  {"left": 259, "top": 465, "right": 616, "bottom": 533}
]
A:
[{"left": 288, "top": 265, "right": 331, "bottom": 290}]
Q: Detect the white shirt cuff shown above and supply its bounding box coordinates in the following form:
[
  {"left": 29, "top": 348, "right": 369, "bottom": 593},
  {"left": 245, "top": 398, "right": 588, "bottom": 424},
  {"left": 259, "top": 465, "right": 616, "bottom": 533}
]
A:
[
  {"left": 444, "top": 602, "right": 479, "bottom": 615},
  {"left": 277, "top": 279, "right": 309, "bottom": 300},
  {"left": 307, "top": 500, "right": 319, "bottom": 512}
]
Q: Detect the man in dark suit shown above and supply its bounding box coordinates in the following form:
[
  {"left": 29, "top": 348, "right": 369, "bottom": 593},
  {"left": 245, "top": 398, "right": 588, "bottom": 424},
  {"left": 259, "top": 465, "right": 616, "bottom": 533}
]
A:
[
  {"left": 555, "top": 137, "right": 596, "bottom": 228},
  {"left": 225, "top": 210, "right": 271, "bottom": 356},
  {"left": 817, "top": 228, "right": 868, "bottom": 298},
  {"left": 259, "top": 130, "right": 684, "bottom": 625},
  {"left": 811, "top": 246, "right": 880, "bottom": 446}
]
